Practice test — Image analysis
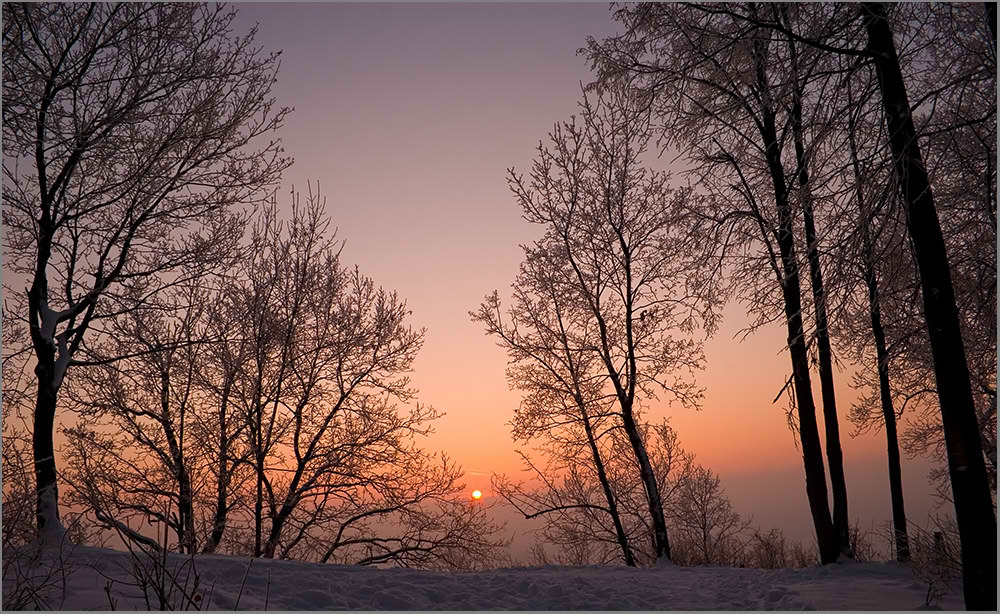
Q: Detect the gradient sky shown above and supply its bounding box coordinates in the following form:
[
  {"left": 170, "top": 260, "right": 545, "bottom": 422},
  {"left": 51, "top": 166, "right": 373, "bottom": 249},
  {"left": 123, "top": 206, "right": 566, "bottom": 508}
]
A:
[{"left": 232, "top": 2, "right": 943, "bottom": 546}]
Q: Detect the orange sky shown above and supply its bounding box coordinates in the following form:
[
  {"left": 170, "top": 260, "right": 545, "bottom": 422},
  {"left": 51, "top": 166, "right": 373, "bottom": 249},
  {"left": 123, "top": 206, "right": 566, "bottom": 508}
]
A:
[
  {"left": 0, "top": 3, "right": 960, "bottom": 565},
  {"left": 222, "top": 4, "right": 948, "bottom": 541},
  {"left": 9, "top": 3, "right": 936, "bottom": 547}
]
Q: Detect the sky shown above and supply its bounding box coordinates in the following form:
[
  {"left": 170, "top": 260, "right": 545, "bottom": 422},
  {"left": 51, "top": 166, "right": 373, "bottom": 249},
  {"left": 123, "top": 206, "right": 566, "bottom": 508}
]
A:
[{"left": 231, "top": 2, "right": 944, "bottom": 547}]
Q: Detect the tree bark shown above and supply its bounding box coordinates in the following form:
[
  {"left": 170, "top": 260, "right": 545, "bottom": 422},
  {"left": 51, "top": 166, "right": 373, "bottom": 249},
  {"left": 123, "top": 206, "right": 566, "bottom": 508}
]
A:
[
  {"left": 846, "top": 94, "right": 910, "bottom": 563},
  {"left": 619, "top": 402, "right": 671, "bottom": 562},
  {"left": 752, "top": 33, "right": 839, "bottom": 566},
  {"left": 862, "top": 251, "right": 911, "bottom": 562},
  {"left": 203, "top": 379, "right": 234, "bottom": 554},
  {"left": 786, "top": 36, "right": 851, "bottom": 555},
  {"left": 28, "top": 198, "right": 65, "bottom": 536},
  {"left": 254, "top": 450, "right": 264, "bottom": 557},
  {"left": 32, "top": 358, "right": 62, "bottom": 534},
  {"left": 263, "top": 503, "right": 293, "bottom": 559},
  {"left": 158, "top": 370, "right": 196, "bottom": 554},
  {"left": 986, "top": 3, "right": 997, "bottom": 53},
  {"left": 800, "top": 186, "right": 851, "bottom": 557},
  {"left": 863, "top": 3, "right": 996, "bottom": 608},
  {"left": 579, "top": 397, "right": 636, "bottom": 566}
]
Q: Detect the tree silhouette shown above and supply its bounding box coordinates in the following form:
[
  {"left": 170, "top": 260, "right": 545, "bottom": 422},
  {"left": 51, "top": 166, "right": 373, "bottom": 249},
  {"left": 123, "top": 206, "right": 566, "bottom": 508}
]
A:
[
  {"left": 496, "top": 86, "right": 715, "bottom": 563},
  {"left": 2, "top": 2, "right": 290, "bottom": 535}
]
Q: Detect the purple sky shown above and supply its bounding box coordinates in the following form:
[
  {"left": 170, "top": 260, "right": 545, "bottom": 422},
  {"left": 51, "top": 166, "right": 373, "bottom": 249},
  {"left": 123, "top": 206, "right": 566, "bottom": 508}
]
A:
[{"left": 232, "top": 2, "right": 945, "bottom": 550}]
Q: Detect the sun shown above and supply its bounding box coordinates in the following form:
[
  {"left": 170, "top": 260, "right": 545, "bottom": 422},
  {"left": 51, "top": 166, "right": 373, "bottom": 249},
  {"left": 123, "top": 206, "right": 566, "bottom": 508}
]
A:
[{"left": 471, "top": 489, "right": 482, "bottom": 501}]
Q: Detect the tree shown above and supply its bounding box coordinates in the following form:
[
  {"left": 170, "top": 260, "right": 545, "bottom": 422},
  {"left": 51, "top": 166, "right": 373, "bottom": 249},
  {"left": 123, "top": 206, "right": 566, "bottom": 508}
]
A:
[
  {"left": 861, "top": 5, "right": 995, "bottom": 607},
  {"left": 672, "top": 1, "right": 997, "bottom": 602},
  {"left": 2, "top": 2, "right": 290, "bottom": 535},
  {"left": 897, "top": 2, "right": 998, "bottom": 501},
  {"left": 669, "top": 465, "right": 751, "bottom": 566},
  {"left": 502, "top": 86, "right": 714, "bottom": 562},
  {"left": 61, "top": 283, "right": 217, "bottom": 554},
  {"left": 495, "top": 420, "right": 697, "bottom": 567},
  {"left": 779, "top": 5, "right": 852, "bottom": 554},
  {"left": 585, "top": 3, "right": 842, "bottom": 564},
  {"left": 838, "top": 74, "right": 912, "bottom": 562},
  {"left": 242, "top": 193, "right": 432, "bottom": 560},
  {"left": 473, "top": 243, "right": 637, "bottom": 566},
  {"left": 59, "top": 187, "right": 511, "bottom": 569}
]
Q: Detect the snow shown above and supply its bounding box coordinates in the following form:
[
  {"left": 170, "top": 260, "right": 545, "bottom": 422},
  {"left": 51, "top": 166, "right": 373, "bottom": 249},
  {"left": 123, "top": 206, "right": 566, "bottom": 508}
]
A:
[
  {"left": 3, "top": 544, "right": 964, "bottom": 610},
  {"left": 35, "top": 485, "right": 66, "bottom": 538}
]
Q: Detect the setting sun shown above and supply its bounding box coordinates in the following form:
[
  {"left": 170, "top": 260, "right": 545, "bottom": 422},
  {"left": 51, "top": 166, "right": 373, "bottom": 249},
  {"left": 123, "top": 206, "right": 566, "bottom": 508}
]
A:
[{"left": 3, "top": 2, "right": 993, "bottom": 610}]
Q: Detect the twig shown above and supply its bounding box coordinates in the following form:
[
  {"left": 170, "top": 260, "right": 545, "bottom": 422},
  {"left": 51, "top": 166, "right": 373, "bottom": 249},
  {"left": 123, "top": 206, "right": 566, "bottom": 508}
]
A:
[
  {"left": 264, "top": 571, "right": 271, "bottom": 610},
  {"left": 233, "top": 558, "right": 254, "bottom": 610}
]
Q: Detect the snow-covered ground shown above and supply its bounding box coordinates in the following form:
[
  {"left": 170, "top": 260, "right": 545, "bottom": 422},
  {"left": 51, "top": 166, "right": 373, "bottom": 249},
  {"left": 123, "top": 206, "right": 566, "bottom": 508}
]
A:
[{"left": 3, "top": 543, "right": 963, "bottom": 610}]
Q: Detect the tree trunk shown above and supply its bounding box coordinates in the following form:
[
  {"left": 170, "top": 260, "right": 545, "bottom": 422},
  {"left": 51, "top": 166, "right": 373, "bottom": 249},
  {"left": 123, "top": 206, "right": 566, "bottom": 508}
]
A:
[
  {"left": 29, "top": 222, "right": 66, "bottom": 536},
  {"left": 579, "top": 397, "right": 636, "bottom": 566},
  {"left": 800, "top": 190, "right": 851, "bottom": 557},
  {"left": 254, "top": 454, "right": 264, "bottom": 557},
  {"left": 846, "top": 96, "right": 910, "bottom": 563},
  {"left": 864, "top": 3, "right": 997, "bottom": 608},
  {"left": 863, "top": 254, "right": 911, "bottom": 562},
  {"left": 786, "top": 46, "right": 851, "bottom": 555},
  {"left": 204, "top": 469, "right": 230, "bottom": 554},
  {"left": 752, "top": 33, "right": 839, "bottom": 565},
  {"left": 263, "top": 504, "right": 293, "bottom": 559},
  {"left": 620, "top": 400, "right": 671, "bottom": 561},
  {"left": 32, "top": 356, "right": 62, "bottom": 535},
  {"left": 160, "top": 370, "right": 196, "bottom": 554},
  {"left": 203, "top": 381, "right": 234, "bottom": 554}
]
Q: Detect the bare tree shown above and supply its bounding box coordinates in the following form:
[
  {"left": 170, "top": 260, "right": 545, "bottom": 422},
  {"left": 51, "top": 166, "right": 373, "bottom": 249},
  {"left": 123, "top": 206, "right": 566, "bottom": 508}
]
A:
[
  {"left": 243, "top": 191, "right": 510, "bottom": 566},
  {"left": 495, "top": 420, "right": 696, "bottom": 567},
  {"left": 668, "top": 465, "right": 751, "bottom": 566},
  {"left": 778, "top": 5, "right": 852, "bottom": 555},
  {"left": 861, "top": 5, "right": 995, "bottom": 607},
  {"left": 57, "top": 186, "right": 511, "bottom": 570},
  {"left": 61, "top": 284, "right": 215, "bottom": 554},
  {"left": 846, "top": 127, "right": 912, "bottom": 563},
  {"left": 190, "top": 284, "right": 255, "bottom": 554},
  {"left": 642, "top": 2, "right": 997, "bottom": 602},
  {"left": 585, "top": 3, "right": 843, "bottom": 563},
  {"left": 2, "top": 2, "right": 290, "bottom": 535},
  {"left": 897, "top": 3, "right": 998, "bottom": 500},
  {"left": 473, "top": 243, "right": 637, "bottom": 566},
  {"left": 504, "top": 86, "right": 714, "bottom": 562}
]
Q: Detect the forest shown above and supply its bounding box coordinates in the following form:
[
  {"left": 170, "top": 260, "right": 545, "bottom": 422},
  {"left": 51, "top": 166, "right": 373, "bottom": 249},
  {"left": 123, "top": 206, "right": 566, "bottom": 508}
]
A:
[{"left": 2, "top": 2, "right": 995, "bottom": 611}]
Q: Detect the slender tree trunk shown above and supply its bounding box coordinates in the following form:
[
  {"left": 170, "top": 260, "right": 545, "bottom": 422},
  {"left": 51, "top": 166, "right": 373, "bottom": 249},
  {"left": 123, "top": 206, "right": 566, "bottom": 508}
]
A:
[
  {"left": 620, "top": 400, "right": 671, "bottom": 562},
  {"left": 160, "top": 370, "right": 195, "bottom": 553},
  {"left": 846, "top": 96, "right": 910, "bottom": 563},
  {"left": 752, "top": 33, "right": 839, "bottom": 565},
  {"left": 204, "top": 465, "right": 230, "bottom": 554},
  {"left": 254, "top": 452, "right": 264, "bottom": 557},
  {"left": 800, "top": 193, "right": 851, "bottom": 556},
  {"left": 786, "top": 46, "right": 851, "bottom": 555},
  {"left": 579, "top": 398, "right": 636, "bottom": 566},
  {"left": 862, "top": 252, "right": 911, "bottom": 562},
  {"left": 203, "top": 382, "right": 233, "bottom": 554},
  {"left": 263, "top": 504, "right": 292, "bottom": 559},
  {"left": 864, "top": 4, "right": 996, "bottom": 608}
]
